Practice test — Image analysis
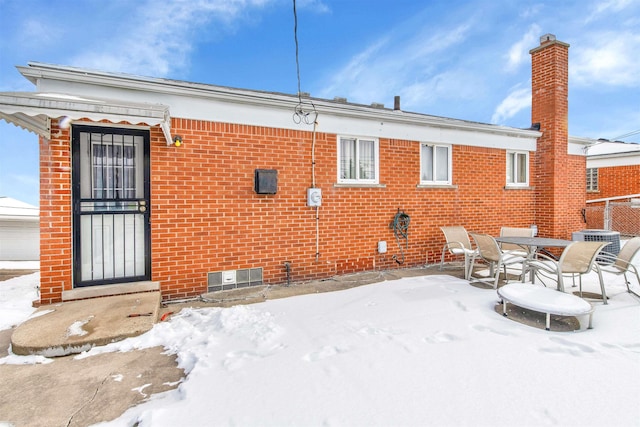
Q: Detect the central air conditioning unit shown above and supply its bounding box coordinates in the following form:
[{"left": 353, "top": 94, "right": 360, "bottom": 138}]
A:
[{"left": 572, "top": 229, "right": 620, "bottom": 265}]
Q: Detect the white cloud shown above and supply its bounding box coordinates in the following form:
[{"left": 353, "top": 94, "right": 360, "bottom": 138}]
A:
[
  {"left": 400, "top": 70, "right": 483, "bottom": 112},
  {"left": 316, "top": 22, "right": 473, "bottom": 107},
  {"left": 296, "top": 0, "right": 331, "bottom": 14},
  {"left": 70, "top": 0, "right": 275, "bottom": 77},
  {"left": 18, "top": 19, "right": 62, "bottom": 49},
  {"left": 315, "top": 38, "right": 390, "bottom": 101},
  {"left": 519, "top": 4, "right": 543, "bottom": 19},
  {"left": 585, "top": 0, "right": 633, "bottom": 24},
  {"left": 504, "top": 24, "right": 540, "bottom": 72},
  {"left": 571, "top": 31, "right": 640, "bottom": 87},
  {"left": 491, "top": 85, "right": 531, "bottom": 124}
]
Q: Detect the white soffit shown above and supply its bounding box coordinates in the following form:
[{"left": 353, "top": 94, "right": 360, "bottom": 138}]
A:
[{"left": 0, "top": 92, "right": 172, "bottom": 144}]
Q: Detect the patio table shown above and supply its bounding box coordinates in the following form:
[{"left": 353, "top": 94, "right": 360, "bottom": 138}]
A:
[
  {"left": 495, "top": 236, "right": 574, "bottom": 284},
  {"left": 495, "top": 236, "right": 573, "bottom": 259}
]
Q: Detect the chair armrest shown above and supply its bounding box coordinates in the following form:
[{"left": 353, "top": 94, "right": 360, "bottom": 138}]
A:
[
  {"left": 523, "top": 256, "right": 558, "bottom": 274},
  {"left": 595, "top": 251, "right": 618, "bottom": 265},
  {"left": 530, "top": 252, "right": 557, "bottom": 263},
  {"left": 443, "top": 242, "right": 465, "bottom": 251}
]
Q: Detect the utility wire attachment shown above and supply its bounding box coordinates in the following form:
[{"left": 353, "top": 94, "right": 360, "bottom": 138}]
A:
[{"left": 292, "top": 0, "right": 318, "bottom": 125}]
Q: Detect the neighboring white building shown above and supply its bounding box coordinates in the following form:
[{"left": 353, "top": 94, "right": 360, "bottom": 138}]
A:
[
  {"left": 586, "top": 140, "right": 640, "bottom": 169},
  {"left": 0, "top": 197, "right": 40, "bottom": 261}
]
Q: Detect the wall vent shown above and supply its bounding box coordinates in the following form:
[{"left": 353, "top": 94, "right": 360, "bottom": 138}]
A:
[{"left": 207, "top": 267, "right": 263, "bottom": 292}]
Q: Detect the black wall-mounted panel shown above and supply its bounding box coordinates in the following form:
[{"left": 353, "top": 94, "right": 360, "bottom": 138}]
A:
[{"left": 254, "top": 169, "right": 278, "bottom": 194}]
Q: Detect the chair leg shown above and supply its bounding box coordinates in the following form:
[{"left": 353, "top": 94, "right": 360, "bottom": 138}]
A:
[
  {"left": 595, "top": 267, "right": 607, "bottom": 305},
  {"left": 463, "top": 255, "right": 470, "bottom": 280},
  {"left": 440, "top": 248, "right": 446, "bottom": 271},
  {"left": 545, "top": 313, "right": 551, "bottom": 331},
  {"left": 578, "top": 274, "right": 583, "bottom": 297},
  {"left": 622, "top": 268, "right": 640, "bottom": 299},
  {"left": 530, "top": 264, "right": 537, "bottom": 284},
  {"left": 494, "top": 261, "right": 502, "bottom": 289},
  {"left": 467, "top": 254, "right": 477, "bottom": 281},
  {"left": 558, "top": 273, "right": 568, "bottom": 293}
]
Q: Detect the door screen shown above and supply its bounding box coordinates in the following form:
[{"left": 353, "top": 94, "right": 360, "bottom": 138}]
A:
[{"left": 72, "top": 126, "right": 150, "bottom": 286}]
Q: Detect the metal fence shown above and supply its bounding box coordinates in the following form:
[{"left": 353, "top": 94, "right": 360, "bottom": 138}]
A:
[{"left": 584, "top": 201, "right": 640, "bottom": 237}]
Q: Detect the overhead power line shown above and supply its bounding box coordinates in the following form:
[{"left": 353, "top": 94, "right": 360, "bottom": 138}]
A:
[{"left": 611, "top": 129, "right": 640, "bottom": 141}]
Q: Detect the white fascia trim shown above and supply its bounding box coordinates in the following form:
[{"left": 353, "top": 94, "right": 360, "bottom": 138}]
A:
[
  {"left": 587, "top": 153, "right": 640, "bottom": 168},
  {"left": 568, "top": 135, "right": 597, "bottom": 156},
  {"left": 19, "top": 63, "right": 541, "bottom": 150}
]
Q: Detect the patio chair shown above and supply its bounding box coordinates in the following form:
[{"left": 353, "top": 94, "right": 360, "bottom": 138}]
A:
[
  {"left": 439, "top": 226, "right": 478, "bottom": 280},
  {"left": 469, "top": 233, "right": 528, "bottom": 288},
  {"left": 595, "top": 237, "right": 640, "bottom": 300},
  {"left": 499, "top": 227, "right": 535, "bottom": 257},
  {"left": 522, "top": 241, "right": 610, "bottom": 304}
]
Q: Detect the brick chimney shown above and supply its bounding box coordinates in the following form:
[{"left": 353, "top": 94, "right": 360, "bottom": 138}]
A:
[{"left": 530, "top": 34, "right": 586, "bottom": 239}]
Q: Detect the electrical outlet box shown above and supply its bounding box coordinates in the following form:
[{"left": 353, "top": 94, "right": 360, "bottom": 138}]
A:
[
  {"left": 254, "top": 169, "right": 277, "bottom": 194},
  {"left": 307, "top": 188, "right": 322, "bottom": 207}
]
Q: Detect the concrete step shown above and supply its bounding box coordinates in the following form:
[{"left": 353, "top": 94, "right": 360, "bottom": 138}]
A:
[
  {"left": 11, "top": 290, "right": 161, "bottom": 356},
  {"left": 62, "top": 281, "right": 160, "bottom": 301}
]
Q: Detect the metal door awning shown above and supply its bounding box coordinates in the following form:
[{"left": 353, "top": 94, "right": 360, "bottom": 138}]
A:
[{"left": 0, "top": 92, "right": 173, "bottom": 145}]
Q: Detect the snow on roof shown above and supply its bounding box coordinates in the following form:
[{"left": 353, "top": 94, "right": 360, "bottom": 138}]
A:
[
  {"left": 0, "top": 197, "right": 39, "bottom": 218},
  {"left": 587, "top": 140, "right": 640, "bottom": 156}
]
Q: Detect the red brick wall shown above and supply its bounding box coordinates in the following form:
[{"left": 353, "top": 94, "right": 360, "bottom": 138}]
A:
[
  {"left": 587, "top": 164, "right": 640, "bottom": 201},
  {"left": 531, "top": 37, "right": 585, "bottom": 240},
  {"left": 585, "top": 164, "right": 640, "bottom": 233},
  {"left": 147, "top": 119, "right": 537, "bottom": 301},
  {"left": 37, "top": 117, "right": 537, "bottom": 304},
  {"left": 38, "top": 121, "right": 73, "bottom": 305}
]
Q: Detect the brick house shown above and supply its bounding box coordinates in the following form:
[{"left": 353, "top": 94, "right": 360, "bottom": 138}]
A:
[
  {"left": 584, "top": 141, "right": 640, "bottom": 233},
  {"left": 586, "top": 141, "right": 640, "bottom": 200},
  {"left": 0, "top": 34, "right": 591, "bottom": 305}
]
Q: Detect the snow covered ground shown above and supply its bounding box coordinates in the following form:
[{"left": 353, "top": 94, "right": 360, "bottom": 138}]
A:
[{"left": 1, "top": 257, "right": 639, "bottom": 426}]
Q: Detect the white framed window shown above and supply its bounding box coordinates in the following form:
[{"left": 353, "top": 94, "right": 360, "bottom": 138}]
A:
[
  {"left": 420, "top": 143, "right": 451, "bottom": 185},
  {"left": 506, "top": 151, "right": 529, "bottom": 186},
  {"left": 338, "top": 136, "right": 379, "bottom": 184},
  {"left": 586, "top": 168, "right": 598, "bottom": 191}
]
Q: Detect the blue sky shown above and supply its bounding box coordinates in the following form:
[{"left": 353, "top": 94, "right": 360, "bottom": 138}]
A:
[{"left": 1, "top": 0, "right": 639, "bottom": 206}]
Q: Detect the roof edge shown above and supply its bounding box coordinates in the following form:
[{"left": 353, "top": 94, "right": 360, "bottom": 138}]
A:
[{"left": 19, "top": 62, "right": 541, "bottom": 140}]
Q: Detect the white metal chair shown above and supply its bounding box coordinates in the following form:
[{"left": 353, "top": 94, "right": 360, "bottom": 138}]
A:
[
  {"left": 523, "top": 241, "right": 610, "bottom": 304},
  {"left": 499, "top": 227, "right": 535, "bottom": 257},
  {"left": 469, "top": 233, "right": 527, "bottom": 288},
  {"left": 596, "top": 237, "right": 640, "bottom": 300},
  {"left": 439, "top": 226, "right": 478, "bottom": 280}
]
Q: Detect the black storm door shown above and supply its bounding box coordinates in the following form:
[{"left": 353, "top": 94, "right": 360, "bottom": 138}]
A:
[{"left": 72, "top": 125, "right": 151, "bottom": 287}]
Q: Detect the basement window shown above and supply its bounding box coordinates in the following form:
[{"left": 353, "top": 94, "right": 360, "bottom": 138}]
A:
[
  {"left": 338, "top": 136, "right": 379, "bottom": 184},
  {"left": 506, "top": 151, "right": 529, "bottom": 187}
]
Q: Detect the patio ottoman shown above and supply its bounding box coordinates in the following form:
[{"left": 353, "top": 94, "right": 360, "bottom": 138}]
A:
[{"left": 497, "top": 283, "right": 595, "bottom": 331}]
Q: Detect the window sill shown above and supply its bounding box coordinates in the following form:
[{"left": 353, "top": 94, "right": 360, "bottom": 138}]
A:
[
  {"left": 416, "top": 184, "right": 458, "bottom": 189},
  {"left": 334, "top": 183, "right": 387, "bottom": 189},
  {"left": 504, "top": 185, "right": 535, "bottom": 190},
  {"left": 587, "top": 190, "right": 600, "bottom": 194}
]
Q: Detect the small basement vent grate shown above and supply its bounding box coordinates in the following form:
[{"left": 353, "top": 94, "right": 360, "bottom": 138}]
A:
[{"left": 207, "top": 267, "right": 263, "bottom": 292}]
